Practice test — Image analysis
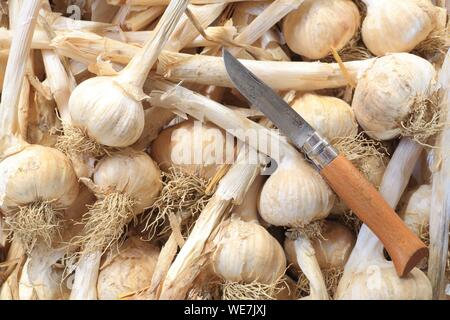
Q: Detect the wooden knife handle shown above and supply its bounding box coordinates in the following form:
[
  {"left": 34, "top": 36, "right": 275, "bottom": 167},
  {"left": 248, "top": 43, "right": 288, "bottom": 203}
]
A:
[{"left": 320, "top": 155, "right": 428, "bottom": 277}]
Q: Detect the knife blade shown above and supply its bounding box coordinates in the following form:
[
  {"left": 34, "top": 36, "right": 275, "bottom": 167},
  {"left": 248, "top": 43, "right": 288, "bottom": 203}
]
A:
[{"left": 223, "top": 49, "right": 427, "bottom": 277}]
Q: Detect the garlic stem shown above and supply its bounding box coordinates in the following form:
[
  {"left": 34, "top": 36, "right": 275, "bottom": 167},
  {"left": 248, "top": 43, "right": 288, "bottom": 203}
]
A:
[
  {"left": 27, "top": 243, "right": 66, "bottom": 300},
  {"left": 0, "top": 0, "right": 41, "bottom": 138},
  {"left": 117, "top": 0, "right": 189, "bottom": 88},
  {"left": 156, "top": 52, "right": 375, "bottom": 91},
  {"left": 294, "top": 235, "right": 329, "bottom": 300},
  {"left": 146, "top": 233, "right": 179, "bottom": 299},
  {"left": 124, "top": 6, "right": 165, "bottom": 31},
  {"left": 165, "top": 3, "right": 227, "bottom": 52},
  {"left": 228, "top": 0, "right": 304, "bottom": 56},
  {"left": 42, "top": 50, "right": 75, "bottom": 123},
  {"left": 69, "top": 250, "right": 102, "bottom": 300},
  {"left": 43, "top": 10, "right": 113, "bottom": 32},
  {"left": 428, "top": 49, "right": 450, "bottom": 299}
]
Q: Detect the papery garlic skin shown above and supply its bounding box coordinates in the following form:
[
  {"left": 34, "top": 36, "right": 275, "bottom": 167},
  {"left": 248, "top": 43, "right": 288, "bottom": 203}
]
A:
[
  {"left": 362, "top": 0, "right": 433, "bottom": 56},
  {"left": 400, "top": 184, "right": 431, "bottom": 236},
  {"left": 283, "top": 0, "right": 360, "bottom": 59},
  {"left": 212, "top": 217, "right": 286, "bottom": 284},
  {"left": 291, "top": 93, "right": 358, "bottom": 141},
  {"left": 258, "top": 155, "right": 335, "bottom": 227},
  {"left": 335, "top": 261, "right": 432, "bottom": 300},
  {"left": 151, "top": 120, "right": 235, "bottom": 180},
  {"left": 97, "top": 237, "right": 160, "bottom": 300},
  {"left": 0, "top": 145, "right": 78, "bottom": 210},
  {"left": 69, "top": 77, "right": 145, "bottom": 148},
  {"left": 352, "top": 53, "right": 436, "bottom": 140},
  {"left": 285, "top": 221, "right": 355, "bottom": 273},
  {"left": 93, "top": 150, "right": 162, "bottom": 211}
]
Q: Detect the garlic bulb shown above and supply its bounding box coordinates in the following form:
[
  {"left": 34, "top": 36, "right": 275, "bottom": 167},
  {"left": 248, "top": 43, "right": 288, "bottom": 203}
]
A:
[
  {"left": 291, "top": 93, "right": 358, "bottom": 141},
  {"left": 151, "top": 120, "right": 235, "bottom": 180},
  {"left": 97, "top": 237, "right": 160, "bottom": 300},
  {"left": 258, "top": 154, "right": 335, "bottom": 227},
  {"left": 283, "top": 0, "right": 360, "bottom": 59},
  {"left": 399, "top": 184, "right": 431, "bottom": 237},
  {"left": 0, "top": 145, "right": 79, "bottom": 248},
  {"left": 66, "top": 0, "right": 188, "bottom": 150},
  {"left": 284, "top": 221, "right": 356, "bottom": 273},
  {"left": 353, "top": 53, "right": 437, "bottom": 141},
  {"left": 92, "top": 150, "right": 162, "bottom": 213},
  {"left": 212, "top": 215, "right": 286, "bottom": 284},
  {"left": 335, "top": 239, "right": 432, "bottom": 300},
  {"left": 336, "top": 260, "right": 432, "bottom": 299},
  {"left": 70, "top": 150, "right": 161, "bottom": 300},
  {"left": 68, "top": 76, "right": 145, "bottom": 148},
  {"left": 361, "top": 0, "right": 435, "bottom": 56}
]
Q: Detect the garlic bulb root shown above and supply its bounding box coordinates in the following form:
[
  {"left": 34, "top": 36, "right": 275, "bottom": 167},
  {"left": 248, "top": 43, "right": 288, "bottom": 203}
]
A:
[
  {"left": 74, "top": 192, "right": 136, "bottom": 255},
  {"left": 142, "top": 166, "right": 210, "bottom": 240},
  {"left": 400, "top": 91, "right": 443, "bottom": 144},
  {"left": 221, "top": 276, "right": 287, "bottom": 300},
  {"left": 413, "top": 27, "right": 450, "bottom": 61},
  {"left": 55, "top": 124, "right": 111, "bottom": 158},
  {"left": 4, "top": 201, "right": 63, "bottom": 251},
  {"left": 282, "top": 0, "right": 360, "bottom": 60}
]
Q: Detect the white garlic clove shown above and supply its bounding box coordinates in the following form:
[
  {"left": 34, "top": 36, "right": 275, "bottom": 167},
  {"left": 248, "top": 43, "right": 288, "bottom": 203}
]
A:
[{"left": 283, "top": 0, "right": 360, "bottom": 59}]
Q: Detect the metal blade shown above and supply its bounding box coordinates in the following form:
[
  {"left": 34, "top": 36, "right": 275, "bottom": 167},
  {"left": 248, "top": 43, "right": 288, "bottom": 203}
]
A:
[{"left": 223, "top": 49, "right": 315, "bottom": 149}]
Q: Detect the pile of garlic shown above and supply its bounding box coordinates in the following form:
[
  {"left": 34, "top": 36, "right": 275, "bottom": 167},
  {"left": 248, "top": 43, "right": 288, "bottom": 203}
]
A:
[{"left": 0, "top": 0, "right": 448, "bottom": 301}]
